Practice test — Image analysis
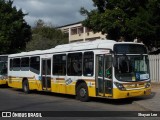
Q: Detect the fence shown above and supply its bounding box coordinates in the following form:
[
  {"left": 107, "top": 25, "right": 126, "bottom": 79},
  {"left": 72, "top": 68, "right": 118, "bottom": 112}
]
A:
[{"left": 149, "top": 55, "right": 160, "bottom": 83}]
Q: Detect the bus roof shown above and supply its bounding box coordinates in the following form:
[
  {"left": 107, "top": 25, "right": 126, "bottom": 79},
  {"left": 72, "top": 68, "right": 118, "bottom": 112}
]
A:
[{"left": 8, "top": 39, "right": 143, "bottom": 57}]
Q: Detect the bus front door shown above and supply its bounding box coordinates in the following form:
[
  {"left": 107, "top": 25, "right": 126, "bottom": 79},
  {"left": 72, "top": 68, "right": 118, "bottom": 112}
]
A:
[
  {"left": 96, "top": 55, "right": 113, "bottom": 97},
  {"left": 42, "top": 59, "right": 51, "bottom": 91}
]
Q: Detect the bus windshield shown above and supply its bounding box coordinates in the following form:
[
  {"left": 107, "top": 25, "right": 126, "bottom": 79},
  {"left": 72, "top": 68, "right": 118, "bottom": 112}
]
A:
[{"left": 114, "top": 55, "right": 150, "bottom": 82}]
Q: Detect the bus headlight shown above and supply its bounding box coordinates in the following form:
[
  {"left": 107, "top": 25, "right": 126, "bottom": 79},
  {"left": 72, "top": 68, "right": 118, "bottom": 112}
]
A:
[
  {"left": 114, "top": 82, "right": 126, "bottom": 91},
  {"left": 145, "top": 81, "right": 151, "bottom": 88}
]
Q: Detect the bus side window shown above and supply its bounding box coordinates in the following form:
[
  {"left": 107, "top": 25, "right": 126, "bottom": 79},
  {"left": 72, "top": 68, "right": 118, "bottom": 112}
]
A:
[
  {"left": 12, "top": 58, "right": 21, "bottom": 71},
  {"left": 83, "top": 52, "right": 94, "bottom": 76},
  {"left": 30, "top": 56, "right": 40, "bottom": 74},
  {"left": 21, "top": 57, "right": 30, "bottom": 71},
  {"left": 53, "top": 54, "right": 66, "bottom": 75},
  {"left": 1, "top": 62, "right": 7, "bottom": 75},
  {"left": 10, "top": 59, "right": 13, "bottom": 71},
  {"left": 67, "top": 53, "right": 82, "bottom": 76}
]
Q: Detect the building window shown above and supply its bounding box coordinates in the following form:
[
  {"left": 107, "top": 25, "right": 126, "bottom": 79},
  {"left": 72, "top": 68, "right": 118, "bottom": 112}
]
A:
[
  {"left": 67, "top": 52, "right": 82, "bottom": 76},
  {"left": 71, "top": 28, "right": 77, "bottom": 35},
  {"left": 53, "top": 54, "right": 66, "bottom": 75},
  {"left": 78, "top": 27, "right": 83, "bottom": 35},
  {"left": 86, "top": 28, "right": 91, "bottom": 33}
]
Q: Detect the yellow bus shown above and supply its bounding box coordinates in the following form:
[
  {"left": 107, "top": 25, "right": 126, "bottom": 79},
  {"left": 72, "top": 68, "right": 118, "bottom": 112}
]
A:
[
  {"left": 0, "top": 55, "right": 8, "bottom": 86},
  {"left": 8, "top": 40, "right": 151, "bottom": 101}
]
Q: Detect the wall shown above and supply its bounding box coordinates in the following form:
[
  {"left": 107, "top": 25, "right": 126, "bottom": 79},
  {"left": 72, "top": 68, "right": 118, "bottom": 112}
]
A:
[{"left": 149, "top": 55, "right": 160, "bottom": 83}]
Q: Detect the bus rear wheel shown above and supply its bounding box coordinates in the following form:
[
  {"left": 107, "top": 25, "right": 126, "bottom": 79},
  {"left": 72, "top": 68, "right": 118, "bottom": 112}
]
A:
[
  {"left": 76, "top": 83, "right": 89, "bottom": 102},
  {"left": 22, "top": 80, "right": 30, "bottom": 94}
]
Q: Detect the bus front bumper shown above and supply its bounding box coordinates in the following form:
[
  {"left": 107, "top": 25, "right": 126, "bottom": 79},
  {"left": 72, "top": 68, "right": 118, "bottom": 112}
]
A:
[{"left": 113, "top": 87, "right": 151, "bottom": 99}]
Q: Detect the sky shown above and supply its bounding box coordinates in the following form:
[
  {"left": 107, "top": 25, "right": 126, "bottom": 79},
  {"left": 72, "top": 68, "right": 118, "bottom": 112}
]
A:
[{"left": 12, "top": 0, "right": 94, "bottom": 27}]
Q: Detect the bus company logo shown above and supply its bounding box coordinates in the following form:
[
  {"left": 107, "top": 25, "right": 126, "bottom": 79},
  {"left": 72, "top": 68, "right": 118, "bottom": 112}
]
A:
[
  {"left": 1, "top": 112, "right": 42, "bottom": 118},
  {"left": 65, "top": 78, "right": 73, "bottom": 85},
  {"left": 2, "top": 112, "right": 11, "bottom": 117}
]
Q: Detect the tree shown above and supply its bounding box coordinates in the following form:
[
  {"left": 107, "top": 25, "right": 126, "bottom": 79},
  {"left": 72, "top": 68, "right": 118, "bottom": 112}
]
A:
[
  {"left": 0, "top": 0, "right": 31, "bottom": 54},
  {"left": 81, "top": 0, "right": 160, "bottom": 49},
  {"left": 26, "top": 19, "right": 68, "bottom": 51}
]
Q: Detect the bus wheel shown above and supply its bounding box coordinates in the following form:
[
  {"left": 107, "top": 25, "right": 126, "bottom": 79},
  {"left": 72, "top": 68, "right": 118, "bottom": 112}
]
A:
[
  {"left": 22, "top": 80, "right": 30, "bottom": 94},
  {"left": 76, "top": 83, "right": 89, "bottom": 102}
]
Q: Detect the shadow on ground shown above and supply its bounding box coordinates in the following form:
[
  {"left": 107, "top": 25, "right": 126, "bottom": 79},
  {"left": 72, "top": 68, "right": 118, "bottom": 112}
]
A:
[
  {"left": 0, "top": 84, "right": 9, "bottom": 88},
  {"left": 10, "top": 88, "right": 156, "bottom": 106}
]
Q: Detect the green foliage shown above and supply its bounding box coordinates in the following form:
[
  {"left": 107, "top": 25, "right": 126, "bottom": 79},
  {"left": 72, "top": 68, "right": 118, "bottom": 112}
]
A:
[
  {"left": 81, "top": 0, "right": 160, "bottom": 48},
  {"left": 0, "top": 0, "right": 31, "bottom": 54},
  {"left": 26, "top": 19, "right": 68, "bottom": 51}
]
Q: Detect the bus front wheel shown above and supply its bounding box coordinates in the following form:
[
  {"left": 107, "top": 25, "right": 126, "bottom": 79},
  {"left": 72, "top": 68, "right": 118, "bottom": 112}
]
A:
[
  {"left": 22, "top": 80, "right": 30, "bottom": 94},
  {"left": 76, "top": 83, "right": 89, "bottom": 102}
]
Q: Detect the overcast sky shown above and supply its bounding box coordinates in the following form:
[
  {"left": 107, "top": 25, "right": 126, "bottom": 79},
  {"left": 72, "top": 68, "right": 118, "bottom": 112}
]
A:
[{"left": 13, "top": 0, "right": 94, "bottom": 27}]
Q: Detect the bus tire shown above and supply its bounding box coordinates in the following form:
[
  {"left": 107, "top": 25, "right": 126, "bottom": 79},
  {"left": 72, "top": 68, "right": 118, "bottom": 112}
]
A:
[
  {"left": 22, "top": 80, "right": 30, "bottom": 94},
  {"left": 76, "top": 83, "right": 89, "bottom": 102}
]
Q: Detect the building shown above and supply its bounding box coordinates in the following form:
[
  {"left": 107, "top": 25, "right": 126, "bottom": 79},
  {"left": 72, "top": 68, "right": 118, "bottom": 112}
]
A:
[{"left": 59, "top": 22, "right": 106, "bottom": 43}]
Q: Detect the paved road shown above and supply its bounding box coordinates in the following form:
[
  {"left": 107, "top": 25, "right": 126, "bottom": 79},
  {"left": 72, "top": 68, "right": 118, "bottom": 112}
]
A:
[{"left": 0, "top": 87, "right": 159, "bottom": 120}]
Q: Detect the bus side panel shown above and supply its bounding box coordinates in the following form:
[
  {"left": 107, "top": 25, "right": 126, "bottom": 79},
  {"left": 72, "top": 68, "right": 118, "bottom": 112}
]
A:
[
  {"left": 8, "top": 77, "right": 22, "bottom": 89},
  {"left": 51, "top": 80, "right": 75, "bottom": 95},
  {"left": 51, "top": 82, "right": 59, "bottom": 93},
  {"left": 35, "top": 80, "right": 43, "bottom": 91},
  {"left": 51, "top": 80, "right": 96, "bottom": 96},
  {"left": 8, "top": 77, "right": 43, "bottom": 91},
  {"left": 87, "top": 81, "right": 96, "bottom": 97},
  {"left": 0, "top": 80, "right": 7, "bottom": 85},
  {"left": 65, "top": 82, "right": 75, "bottom": 95},
  {"left": 51, "top": 79, "right": 65, "bottom": 93},
  {"left": 58, "top": 80, "right": 66, "bottom": 94},
  {"left": 28, "top": 79, "right": 42, "bottom": 91}
]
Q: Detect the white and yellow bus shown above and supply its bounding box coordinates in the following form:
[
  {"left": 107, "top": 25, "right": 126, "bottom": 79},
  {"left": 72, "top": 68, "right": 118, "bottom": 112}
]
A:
[
  {"left": 8, "top": 39, "right": 151, "bottom": 101},
  {"left": 0, "top": 55, "right": 8, "bottom": 86}
]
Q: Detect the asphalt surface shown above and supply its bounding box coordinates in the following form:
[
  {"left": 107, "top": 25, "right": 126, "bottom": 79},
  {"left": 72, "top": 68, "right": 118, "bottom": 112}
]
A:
[
  {"left": 133, "top": 83, "right": 160, "bottom": 111},
  {"left": 0, "top": 86, "right": 159, "bottom": 120}
]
